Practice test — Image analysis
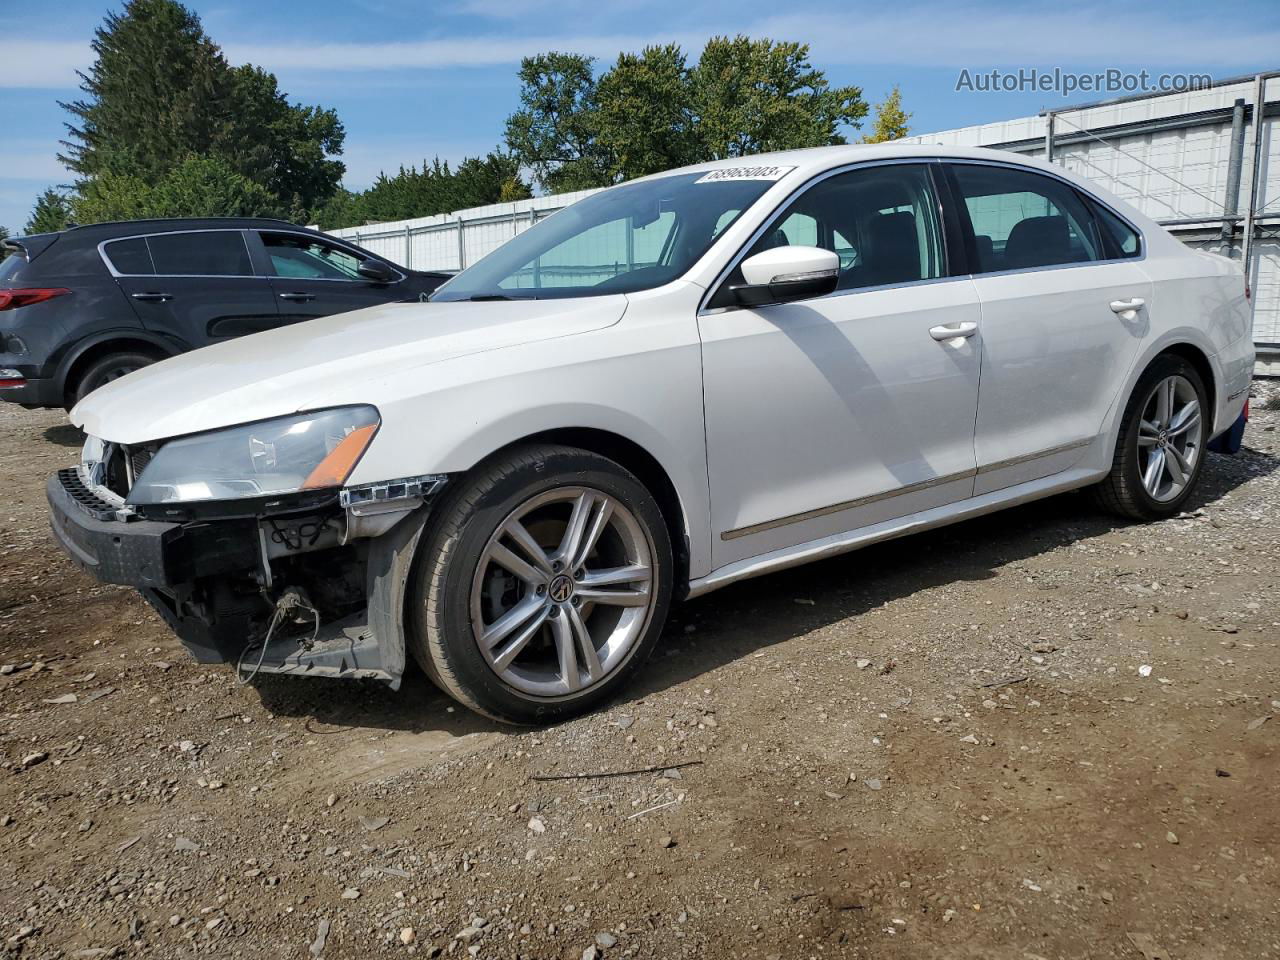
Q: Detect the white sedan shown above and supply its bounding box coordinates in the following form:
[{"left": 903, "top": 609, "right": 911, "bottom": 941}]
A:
[{"left": 51, "top": 145, "right": 1254, "bottom": 722}]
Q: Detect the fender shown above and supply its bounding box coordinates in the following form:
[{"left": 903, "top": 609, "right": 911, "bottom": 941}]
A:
[
  {"left": 426, "top": 401, "right": 711, "bottom": 581},
  {"left": 54, "top": 328, "right": 190, "bottom": 395}
]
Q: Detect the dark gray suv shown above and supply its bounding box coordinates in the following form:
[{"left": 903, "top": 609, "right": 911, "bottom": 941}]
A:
[{"left": 0, "top": 218, "right": 449, "bottom": 410}]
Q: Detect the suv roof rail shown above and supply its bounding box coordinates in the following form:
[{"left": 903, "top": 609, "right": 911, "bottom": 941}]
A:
[{"left": 66, "top": 216, "right": 302, "bottom": 232}]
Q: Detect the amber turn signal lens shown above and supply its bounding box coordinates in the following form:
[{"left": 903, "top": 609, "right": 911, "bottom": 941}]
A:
[{"left": 301, "top": 424, "right": 378, "bottom": 490}]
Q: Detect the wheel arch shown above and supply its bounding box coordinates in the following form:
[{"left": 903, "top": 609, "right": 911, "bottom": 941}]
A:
[
  {"left": 1158, "top": 341, "right": 1216, "bottom": 421},
  {"left": 470, "top": 427, "right": 692, "bottom": 598},
  {"left": 57, "top": 331, "right": 185, "bottom": 406}
]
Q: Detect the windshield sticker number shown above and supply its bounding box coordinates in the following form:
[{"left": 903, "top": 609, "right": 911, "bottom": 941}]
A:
[{"left": 695, "top": 165, "right": 796, "bottom": 184}]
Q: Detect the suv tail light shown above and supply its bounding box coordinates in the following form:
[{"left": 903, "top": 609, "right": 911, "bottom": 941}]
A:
[
  {"left": 1245, "top": 280, "right": 1252, "bottom": 303},
  {"left": 0, "top": 288, "right": 71, "bottom": 311}
]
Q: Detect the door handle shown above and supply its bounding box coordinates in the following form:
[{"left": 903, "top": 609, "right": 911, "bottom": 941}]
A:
[
  {"left": 929, "top": 321, "right": 979, "bottom": 341},
  {"left": 278, "top": 292, "right": 317, "bottom": 302},
  {"left": 1110, "top": 298, "right": 1145, "bottom": 315},
  {"left": 130, "top": 292, "right": 173, "bottom": 302}
]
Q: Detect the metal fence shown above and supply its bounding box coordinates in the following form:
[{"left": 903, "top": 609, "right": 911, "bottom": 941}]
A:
[{"left": 325, "top": 190, "right": 602, "bottom": 274}]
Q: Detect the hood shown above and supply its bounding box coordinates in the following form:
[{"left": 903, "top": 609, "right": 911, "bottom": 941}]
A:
[{"left": 73, "top": 295, "right": 627, "bottom": 444}]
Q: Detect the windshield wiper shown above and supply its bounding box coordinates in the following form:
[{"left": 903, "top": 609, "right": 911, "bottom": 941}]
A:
[{"left": 463, "top": 293, "right": 535, "bottom": 301}]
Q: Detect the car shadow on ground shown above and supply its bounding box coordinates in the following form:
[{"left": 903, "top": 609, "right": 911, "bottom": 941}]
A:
[
  {"left": 42, "top": 423, "right": 84, "bottom": 447},
  {"left": 251, "top": 442, "right": 1279, "bottom": 738}
]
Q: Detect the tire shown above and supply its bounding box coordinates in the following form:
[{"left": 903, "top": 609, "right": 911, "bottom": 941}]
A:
[
  {"left": 409, "top": 444, "right": 674, "bottom": 724},
  {"left": 1093, "top": 354, "right": 1209, "bottom": 521},
  {"left": 71, "top": 351, "right": 159, "bottom": 407}
]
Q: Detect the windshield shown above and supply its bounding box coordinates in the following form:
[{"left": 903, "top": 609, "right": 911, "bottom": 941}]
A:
[{"left": 431, "top": 172, "right": 778, "bottom": 301}]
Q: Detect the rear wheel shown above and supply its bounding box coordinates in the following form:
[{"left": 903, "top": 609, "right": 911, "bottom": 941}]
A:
[
  {"left": 1094, "top": 354, "right": 1208, "bottom": 520},
  {"left": 409, "top": 444, "right": 673, "bottom": 724},
  {"left": 71, "top": 351, "right": 159, "bottom": 407}
]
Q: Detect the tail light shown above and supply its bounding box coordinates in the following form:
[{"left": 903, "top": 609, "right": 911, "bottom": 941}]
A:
[
  {"left": 1242, "top": 398, "right": 1250, "bottom": 421},
  {"left": 0, "top": 288, "right": 71, "bottom": 311},
  {"left": 1244, "top": 280, "right": 1252, "bottom": 303}
]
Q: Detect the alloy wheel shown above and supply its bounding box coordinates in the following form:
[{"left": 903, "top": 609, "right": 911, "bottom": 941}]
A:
[
  {"left": 469, "top": 487, "right": 655, "bottom": 697},
  {"left": 1136, "top": 374, "right": 1202, "bottom": 502}
]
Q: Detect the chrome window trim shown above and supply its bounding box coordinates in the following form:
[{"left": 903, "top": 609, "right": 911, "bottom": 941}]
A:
[
  {"left": 698, "top": 157, "right": 956, "bottom": 315},
  {"left": 254, "top": 228, "right": 407, "bottom": 284},
  {"left": 942, "top": 158, "right": 1147, "bottom": 274},
  {"left": 698, "top": 155, "right": 1149, "bottom": 314},
  {"left": 99, "top": 228, "right": 259, "bottom": 279},
  {"left": 98, "top": 227, "right": 406, "bottom": 284}
]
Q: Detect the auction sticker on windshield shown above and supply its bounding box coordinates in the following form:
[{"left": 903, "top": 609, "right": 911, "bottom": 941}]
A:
[{"left": 695, "top": 165, "right": 796, "bottom": 183}]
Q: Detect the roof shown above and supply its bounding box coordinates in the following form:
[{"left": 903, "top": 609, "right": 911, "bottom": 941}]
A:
[{"left": 659, "top": 142, "right": 1055, "bottom": 179}]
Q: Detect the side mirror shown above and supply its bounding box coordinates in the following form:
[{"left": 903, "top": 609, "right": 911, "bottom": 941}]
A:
[
  {"left": 357, "top": 259, "right": 395, "bottom": 284},
  {"left": 729, "top": 246, "right": 839, "bottom": 307}
]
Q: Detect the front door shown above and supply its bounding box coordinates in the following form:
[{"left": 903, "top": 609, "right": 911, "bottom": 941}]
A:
[
  {"left": 698, "top": 163, "right": 984, "bottom": 569},
  {"left": 256, "top": 231, "right": 407, "bottom": 324},
  {"left": 943, "top": 162, "right": 1152, "bottom": 494}
]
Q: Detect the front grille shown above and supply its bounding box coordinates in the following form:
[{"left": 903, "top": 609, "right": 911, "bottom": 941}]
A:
[{"left": 57, "top": 467, "right": 120, "bottom": 521}]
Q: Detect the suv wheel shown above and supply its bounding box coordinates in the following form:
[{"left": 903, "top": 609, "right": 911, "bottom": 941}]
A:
[
  {"left": 1094, "top": 354, "right": 1209, "bottom": 520},
  {"left": 72, "top": 351, "right": 159, "bottom": 407},
  {"left": 409, "top": 444, "right": 673, "bottom": 723}
]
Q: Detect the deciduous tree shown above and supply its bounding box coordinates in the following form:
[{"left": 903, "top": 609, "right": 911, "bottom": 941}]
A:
[
  {"left": 504, "top": 53, "right": 613, "bottom": 192},
  {"left": 862, "top": 85, "right": 911, "bottom": 143},
  {"left": 505, "top": 37, "right": 870, "bottom": 189}
]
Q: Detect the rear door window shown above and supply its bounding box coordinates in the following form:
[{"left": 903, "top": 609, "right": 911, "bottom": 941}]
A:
[
  {"left": 948, "top": 164, "right": 1101, "bottom": 272},
  {"left": 146, "top": 231, "right": 253, "bottom": 276}
]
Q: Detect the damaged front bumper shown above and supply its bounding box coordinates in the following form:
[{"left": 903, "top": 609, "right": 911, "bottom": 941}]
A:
[{"left": 47, "top": 466, "right": 445, "bottom": 688}]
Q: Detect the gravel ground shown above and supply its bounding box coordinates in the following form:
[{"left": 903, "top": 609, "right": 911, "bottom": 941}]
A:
[{"left": 1, "top": 387, "right": 1278, "bottom": 960}]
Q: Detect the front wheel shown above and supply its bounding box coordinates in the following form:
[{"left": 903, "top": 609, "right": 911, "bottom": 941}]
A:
[
  {"left": 1093, "top": 354, "right": 1209, "bottom": 520},
  {"left": 409, "top": 445, "right": 673, "bottom": 724}
]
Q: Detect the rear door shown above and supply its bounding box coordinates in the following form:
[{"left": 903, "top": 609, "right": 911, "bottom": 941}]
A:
[
  {"left": 254, "top": 231, "right": 409, "bottom": 323},
  {"left": 942, "top": 162, "right": 1152, "bottom": 494},
  {"left": 106, "top": 230, "right": 280, "bottom": 348}
]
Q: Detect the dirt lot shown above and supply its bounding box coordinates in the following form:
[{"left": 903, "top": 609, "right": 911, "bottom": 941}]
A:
[{"left": 1, "top": 392, "right": 1278, "bottom": 960}]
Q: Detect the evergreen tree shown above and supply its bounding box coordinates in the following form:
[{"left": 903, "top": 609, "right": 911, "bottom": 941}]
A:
[
  {"left": 317, "top": 153, "right": 529, "bottom": 230},
  {"left": 26, "top": 189, "right": 72, "bottom": 233},
  {"left": 58, "top": 0, "right": 344, "bottom": 220},
  {"left": 72, "top": 155, "right": 280, "bottom": 224}
]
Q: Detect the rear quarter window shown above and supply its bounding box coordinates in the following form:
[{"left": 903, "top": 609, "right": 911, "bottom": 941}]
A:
[{"left": 101, "top": 237, "right": 156, "bottom": 275}]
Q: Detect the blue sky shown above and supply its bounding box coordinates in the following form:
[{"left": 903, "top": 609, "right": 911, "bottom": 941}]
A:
[{"left": 1, "top": 0, "right": 1278, "bottom": 232}]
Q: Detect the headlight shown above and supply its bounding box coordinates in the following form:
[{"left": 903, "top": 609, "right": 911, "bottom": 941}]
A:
[{"left": 127, "top": 406, "right": 380, "bottom": 506}]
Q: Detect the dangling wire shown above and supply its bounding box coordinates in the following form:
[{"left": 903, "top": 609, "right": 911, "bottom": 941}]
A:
[{"left": 236, "top": 590, "right": 321, "bottom": 685}]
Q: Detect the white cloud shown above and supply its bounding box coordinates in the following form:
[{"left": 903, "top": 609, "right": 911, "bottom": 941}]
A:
[
  {"left": 2, "top": 6, "right": 1273, "bottom": 88},
  {"left": 752, "top": 7, "right": 1280, "bottom": 68},
  {"left": 0, "top": 40, "right": 90, "bottom": 88},
  {"left": 222, "top": 31, "right": 698, "bottom": 72},
  {"left": 0, "top": 142, "right": 68, "bottom": 182}
]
